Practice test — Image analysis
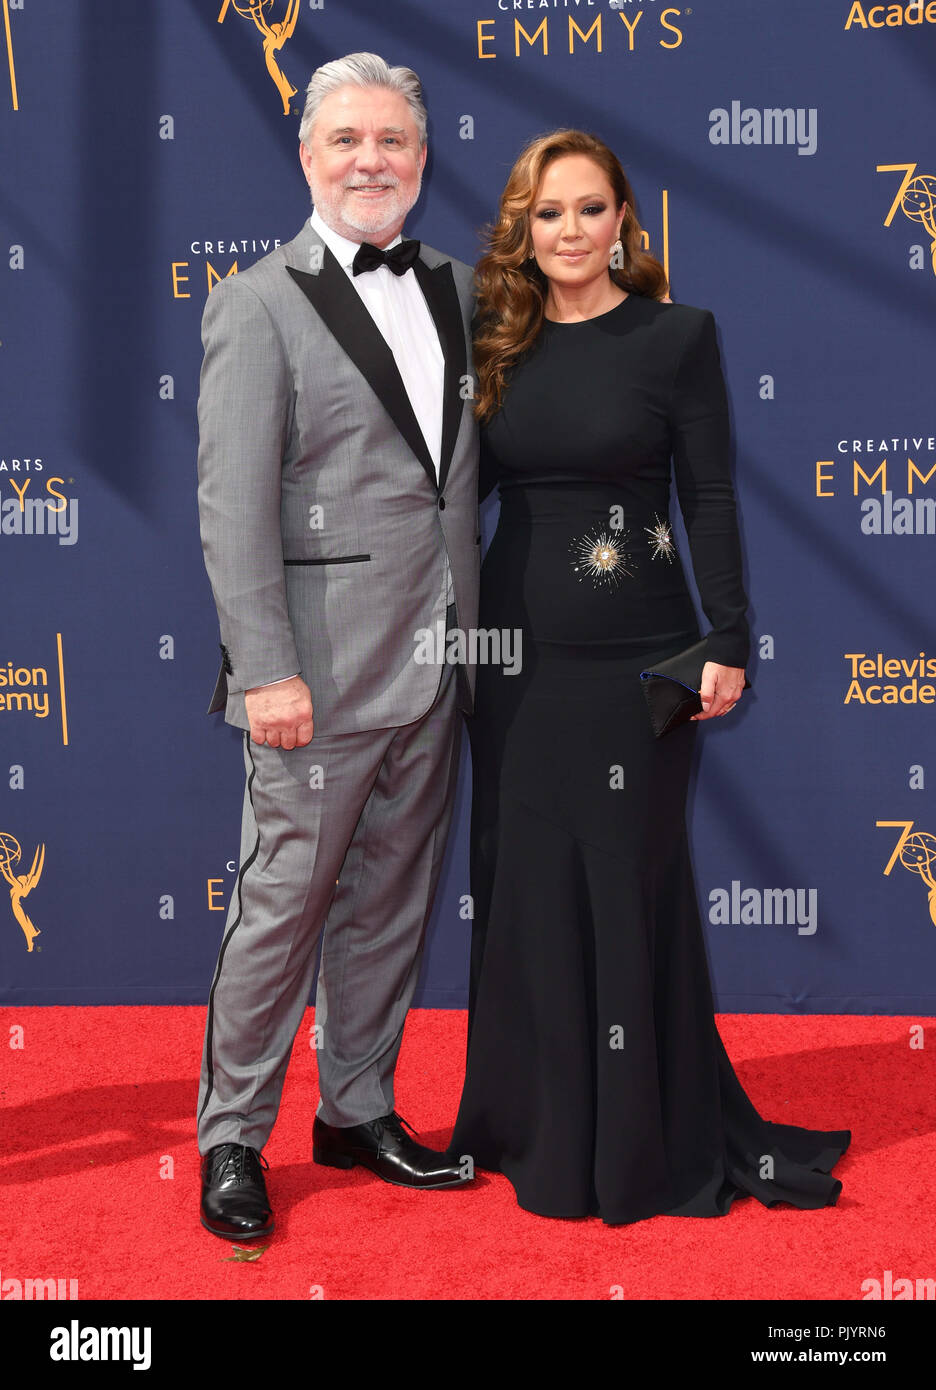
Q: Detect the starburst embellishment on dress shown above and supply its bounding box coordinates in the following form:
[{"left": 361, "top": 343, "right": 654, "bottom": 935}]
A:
[
  {"left": 645, "top": 514, "right": 676, "bottom": 563},
  {"left": 569, "top": 528, "right": 633, "bottom": 588}
]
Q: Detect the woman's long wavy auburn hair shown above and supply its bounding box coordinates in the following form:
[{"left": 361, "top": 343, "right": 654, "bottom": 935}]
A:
[{"left": 473, "top": 129, "right": 669, "bottom": 424}]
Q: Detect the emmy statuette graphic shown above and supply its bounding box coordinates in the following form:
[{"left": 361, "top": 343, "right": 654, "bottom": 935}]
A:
[{"left": 0, "top": 831, "right": 45, "bottom": 953}]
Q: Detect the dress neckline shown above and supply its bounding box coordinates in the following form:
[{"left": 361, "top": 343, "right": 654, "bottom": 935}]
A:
[{"left": 542, "top": 295, "right": 633, "bottom": 329}]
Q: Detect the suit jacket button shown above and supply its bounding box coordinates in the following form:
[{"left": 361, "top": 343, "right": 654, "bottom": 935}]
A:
[{"left": 438, "top": 496, "right": 446, "bottom": 510}]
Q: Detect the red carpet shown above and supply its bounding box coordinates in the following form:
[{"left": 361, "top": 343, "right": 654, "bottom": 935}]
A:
[{"left": 1, "top": 1007, "right": 933, "bottom": 1300}]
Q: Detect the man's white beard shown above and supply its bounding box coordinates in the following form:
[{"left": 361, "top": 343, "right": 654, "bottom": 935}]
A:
[{"left": 310, "top": 171, "right": 422, "bottom": 239}]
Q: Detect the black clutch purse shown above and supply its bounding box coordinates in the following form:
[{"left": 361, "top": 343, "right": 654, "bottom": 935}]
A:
[{"left": 639, "top": 639, "right": 750, "bottom": 738}]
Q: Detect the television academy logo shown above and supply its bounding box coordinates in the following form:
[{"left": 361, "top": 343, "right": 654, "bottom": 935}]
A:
[
  {"left": 0, "top": 831, "right": 44, "bottom": 953},
  {"left": 0, "top": 637, "right": 70, "bottom": 745},
  {"left": 843, "top": 652, "right": 936, "bottom": 706},
  {"left": 846, "top": 2, "right": 936, "bottom": 31},
  {"left": 218, "top": 0, "right": 302, "bottom": 115}
]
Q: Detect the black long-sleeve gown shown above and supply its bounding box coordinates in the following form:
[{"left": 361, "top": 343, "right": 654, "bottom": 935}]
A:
[{"left": 446, "top": 295, "right": 850, "bottom": 1224}]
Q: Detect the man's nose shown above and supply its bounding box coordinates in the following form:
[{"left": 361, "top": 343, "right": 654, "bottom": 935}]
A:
[{"left": 355, "top": 138, "right": 388, "bottom": 172}]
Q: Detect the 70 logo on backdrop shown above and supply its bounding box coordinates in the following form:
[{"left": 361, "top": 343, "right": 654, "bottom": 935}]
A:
[
  {"left": 876, "top": 163, "right": 936, "bottom": 276},
  {"left": 876, "top": 820, "right": 936, "bottom": 928}
]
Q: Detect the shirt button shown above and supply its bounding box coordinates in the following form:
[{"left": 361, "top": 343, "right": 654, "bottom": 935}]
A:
[{"left": 438, "top": 496, "right": 446, "bottom": 511}]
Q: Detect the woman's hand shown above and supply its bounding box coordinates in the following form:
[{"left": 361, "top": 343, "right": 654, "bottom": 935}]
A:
[{"left": 691, "top": 662, "right": 746, "bottom": 721}]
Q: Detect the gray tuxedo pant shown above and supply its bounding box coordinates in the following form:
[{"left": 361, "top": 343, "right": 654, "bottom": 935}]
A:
[{"left": 196, "top": 659, "right": 460, "bottom": 1153}]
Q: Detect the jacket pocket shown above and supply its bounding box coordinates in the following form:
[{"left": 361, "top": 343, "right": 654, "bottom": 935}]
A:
[{"left": 283, "top": 554, "right": 371, "bottom": 565}]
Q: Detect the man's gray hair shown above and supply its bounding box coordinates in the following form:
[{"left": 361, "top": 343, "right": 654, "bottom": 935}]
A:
[{"left": 299, "top": 52, "right": 428, "bottom": 149}]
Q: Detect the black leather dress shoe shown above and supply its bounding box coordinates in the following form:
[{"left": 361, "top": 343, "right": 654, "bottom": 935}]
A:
[
  {"left": 200, "top": 1143, "right": 274, "bottom": 1240},
  {"left": 313, "top": 1112, "right": 471, "bottom": 1189}
]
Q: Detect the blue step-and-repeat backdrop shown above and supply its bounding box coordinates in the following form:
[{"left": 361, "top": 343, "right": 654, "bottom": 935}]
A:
[{"left": 1, "top": 0, "right": 934, "bottom": 1010}]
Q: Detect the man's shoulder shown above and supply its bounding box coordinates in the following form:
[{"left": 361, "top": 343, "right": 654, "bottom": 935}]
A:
[
  {"left": 223, "top": 230, "right": 304, "bottom": 294},
  {"left": 200, "top": 226, "right": 311, "bottom": 323}
]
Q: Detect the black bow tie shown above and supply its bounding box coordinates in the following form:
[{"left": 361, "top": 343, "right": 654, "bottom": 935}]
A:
[{"left": 351, "top": 239, "right": 421, "bottom": 277}]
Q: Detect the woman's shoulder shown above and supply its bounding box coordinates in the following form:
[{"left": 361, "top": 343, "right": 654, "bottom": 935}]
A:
[
  {"left": 629, "top": 294, "right": 714, "bottom": 330},
  {"left": 627, "top": 296, "right": 718, "bottom": 364}
]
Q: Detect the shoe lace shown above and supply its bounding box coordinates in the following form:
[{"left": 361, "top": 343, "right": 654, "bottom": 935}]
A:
[
  {"left": 383, "top": 1111, "right": 419, "bottom": 1139},
  {"left": 216, "top": 1144, "right": 268, "bottom": 1183}
]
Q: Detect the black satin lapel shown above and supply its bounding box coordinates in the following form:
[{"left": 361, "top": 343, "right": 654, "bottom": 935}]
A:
[
  {"left": 285, "top": 257, "right": 436, "bottom": 488},
  {"left": 413, "top": 258, "right": 468, "bottom": 495}
]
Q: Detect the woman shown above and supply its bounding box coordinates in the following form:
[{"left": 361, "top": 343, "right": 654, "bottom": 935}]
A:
[{"left": 446, "top": 130, "right": 850, "bottom": 1224}]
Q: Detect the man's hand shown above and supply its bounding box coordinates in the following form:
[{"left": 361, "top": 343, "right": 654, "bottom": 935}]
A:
[
  {"left": 244, "top": 675, "right": 314, "bottom": 748},
  {"left": 692, "top": 662, "right": 746, "bottom": 721}
]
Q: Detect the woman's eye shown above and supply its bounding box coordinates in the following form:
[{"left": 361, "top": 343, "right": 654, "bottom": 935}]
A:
[{"left": 535, "top": 206, "right": 606, "bottom": 219}]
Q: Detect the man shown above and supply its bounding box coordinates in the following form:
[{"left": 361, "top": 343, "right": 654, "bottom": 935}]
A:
[{"left": 195, "top": 51, "right": 480, "bottom": 1239}]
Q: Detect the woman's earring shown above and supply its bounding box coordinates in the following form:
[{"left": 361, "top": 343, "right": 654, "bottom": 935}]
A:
[{"left": 610, "top": 238, "right": 624, "bottom": 268}]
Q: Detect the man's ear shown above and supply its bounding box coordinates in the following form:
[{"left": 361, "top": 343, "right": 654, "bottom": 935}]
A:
[
  {"left": 418, "top": 141, "right": 428, "bottom": 174},
  {"left": 299, "top": 140, "right": 313, "bottom": 184}
]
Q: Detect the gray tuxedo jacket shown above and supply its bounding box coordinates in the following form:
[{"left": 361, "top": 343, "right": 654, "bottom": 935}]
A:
[{"left": 196, "top": 220, "right": 480, "bottom": 735}]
